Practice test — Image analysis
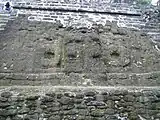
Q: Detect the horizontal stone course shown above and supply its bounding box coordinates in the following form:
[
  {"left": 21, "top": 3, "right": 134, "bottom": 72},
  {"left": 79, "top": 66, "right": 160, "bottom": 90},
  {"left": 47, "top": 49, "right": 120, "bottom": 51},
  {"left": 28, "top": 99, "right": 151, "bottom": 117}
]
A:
[
  {"left": 0, "top": 72, "right": 160, "bottom": 86},
  {"left": 11, "top": 0, "right": 141, "bottom": 15},
  {"left": 19, "top": 9, "right": 142, "bottom": 29}
]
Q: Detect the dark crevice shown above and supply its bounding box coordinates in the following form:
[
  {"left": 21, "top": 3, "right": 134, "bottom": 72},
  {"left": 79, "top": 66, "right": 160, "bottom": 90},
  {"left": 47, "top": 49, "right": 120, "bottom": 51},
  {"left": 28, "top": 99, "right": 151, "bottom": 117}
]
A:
[
  {"left": 110, "top": 51, "right": 120, "bottom": 57},
  {"left": 57, "top": 59, "right": 62, "bottom": 68},
  {"left": 13, "top": 6, "right": 141, "bottom": 16},
  {"left": 44, "top": 51, "right": 55, "bottom": 58},
  {"left": 68, "top": 54, "right": 76, "bottom": 59},
  {"left": 45, "top": 37, "right": 53, "bottom": 41},
  {"left": 75, "top": 39, "right": 83, "bottom": 43},
  {"left": 92, "top": 54, "right": 102, "bottom": 59}
]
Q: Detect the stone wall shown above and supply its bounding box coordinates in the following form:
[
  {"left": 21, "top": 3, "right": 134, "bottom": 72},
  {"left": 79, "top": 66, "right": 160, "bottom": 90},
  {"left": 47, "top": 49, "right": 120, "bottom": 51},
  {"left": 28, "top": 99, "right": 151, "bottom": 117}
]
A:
[
  {"left": 0, "top": 87, "right": 160, "bottom": 120},
  {"left": 0, "top": 15, "right": 160, "bottom": 86},
  {"left": 12, "top": 1, "right": 140, "bottom": 14},
  {"left": 1, "top": 0, "right": 160, "bottom": 41},
  {"left": 7, "top": 0, "right": 142, "bottom": 30},
  {"left": 0, "top": 0, "right": 140, "bottom": 14},
  {"left": 0, "top": 2, "right": 160, "bottom": 119},
  {"left": 20, "top": 10, "right": 142, "bottom": 29},
  {"left": 1, "top": 0, "right": 159, "bottom": 41},
  {"left": 0, "top": 0, "right": 143, "bottom": 31}
]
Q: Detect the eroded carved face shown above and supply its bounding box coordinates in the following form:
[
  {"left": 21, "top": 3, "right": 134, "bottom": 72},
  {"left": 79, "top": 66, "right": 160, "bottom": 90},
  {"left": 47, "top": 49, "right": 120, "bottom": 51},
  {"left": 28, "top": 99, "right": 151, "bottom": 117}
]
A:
[
  {"left": 40, "top": 24, "right": 160, "bottom": 74},
  {"left": 63, "top": 30, "right": 105, "bottom": 74}
]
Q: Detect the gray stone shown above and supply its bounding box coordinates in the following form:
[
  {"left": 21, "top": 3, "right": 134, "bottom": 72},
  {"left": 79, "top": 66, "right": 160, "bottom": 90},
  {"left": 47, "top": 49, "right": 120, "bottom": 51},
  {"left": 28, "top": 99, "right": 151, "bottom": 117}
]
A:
[
  {"left": 49, "top": 115, "right": 61, "bottom": 120},
  {"left": 62, "top": 104, "right": 75, "bottom": 110},
  {"left": 64, "top": 92, "right": 75, "bottom": 98},
  {"left": 26, "top": 95, "right": 40, "bottom": 100},
  {"left": 106, "top": 115, "right": 117, "bottom": 120},
  {"left": 0, "top": 102, "right": 11, "bottom": 108},
  {"left": 84, "top": 97, "right": 95, "bottom": 103},
  {"left": 86, "top": 101, "right": 106, "bottom": 106},
  {"left": 78, "top": 109, "right": 89, "bottom": 115},
  {"left": 47, "top": 106, "right": 60, "bottom": 112},
  {"left": 85, "top": 91, "right": 96, "bottom": 97},
  {"left": 105, "top": 108, "right": 115, "bottom": 115},
  {"left": 0, "top": 116, "right": 5, "bottom": 120},
  {"left": 124, "top": 95, "right": 135, "bottom": 102},
  {"left": 0, "top": 109, "right": 17, "bottom": 116},
  {"left": 58, "top": 96, "right": 74, "bottom": 105},
  {"left": 76, "top": 93, "right": 84, "bottom": 99},
  {"left": 111, "top": 27, "right": 118, "bottom": 34},
  {"left": 24, "top": 114, "right": 39, "bottom": 120},
  {"left": 63, "top": 109, "right": 78, "bottom": 115},
  {"left": 76, "top": 104, "right": 87, "bottom": 109},
  {"left": 74, "top": 99, "right": 83, "bottom": 104},
  {"left": 90, "top": 109, "right": 105, "bottom": 117},
  {"left": 1, "top": 92, "right": 12, "bottom": 98},
  {"left": 45, "top": 92, "right": 56, "bottom": 98},
  {"left": 0, "top": 97, "right": 8, "bottom": 102},
  {"left": 18, "top": 107, "right": 30, "bottom": 114},
  {"left": 40, "top": 96, "right": 54, "bottom": 103},
  {"left": 117, "top": 28, "right": 127, "bottom": 35}
]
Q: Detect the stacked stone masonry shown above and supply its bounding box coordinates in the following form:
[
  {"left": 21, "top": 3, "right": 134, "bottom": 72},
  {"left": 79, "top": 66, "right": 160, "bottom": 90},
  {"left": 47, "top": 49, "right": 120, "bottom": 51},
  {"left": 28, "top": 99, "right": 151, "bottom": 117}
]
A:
[
  {"left": 0, "top": 1, "right": 160, "bottom": 120},
  {"left": 0, "top": 87, "right": 160, "bottom": 120},
  {"left": 0, "top": 0, "right": 141, "bottom": 14},
  {"left": 0, "top": 0, "right": 160, "bottom": 41},
  {"left": 25, "top": 10, "right": 143, "bottom": 29}
]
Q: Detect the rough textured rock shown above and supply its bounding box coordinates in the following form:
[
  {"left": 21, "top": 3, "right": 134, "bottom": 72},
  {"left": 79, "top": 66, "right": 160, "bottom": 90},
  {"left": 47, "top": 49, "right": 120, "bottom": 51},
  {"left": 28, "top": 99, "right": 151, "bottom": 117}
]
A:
[
  {"left": 0, "top": 15, "right": 160, "bottom": 86},
  {"left": 0, "top": 1, "right": 160, "bottom": 120},
  {"left": 0, "top": 87, "right": 159, "bottom": 120},
  {"left": 0, "top": 15, "right": 160, "bottom": 74}
]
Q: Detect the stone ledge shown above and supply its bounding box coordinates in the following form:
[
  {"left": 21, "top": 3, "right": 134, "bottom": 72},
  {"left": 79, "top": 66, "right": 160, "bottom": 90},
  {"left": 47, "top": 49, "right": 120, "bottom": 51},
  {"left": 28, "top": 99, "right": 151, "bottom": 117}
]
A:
[
  {"left": 13, "top": 6, "right": 141, "bottom": 16},
  {"left": 0, "top": 85, "right": 160, "bottom": 92},
  {"left": 0, "top": 72, "right": 160, "bottom": 86}
]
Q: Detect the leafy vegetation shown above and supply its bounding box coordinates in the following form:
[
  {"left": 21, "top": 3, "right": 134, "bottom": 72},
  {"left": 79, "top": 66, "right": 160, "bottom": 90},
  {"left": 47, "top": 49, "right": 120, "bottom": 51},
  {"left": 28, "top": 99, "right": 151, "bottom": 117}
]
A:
[{"left": 136, "top": 0, "right": 151, "bottom": 5}]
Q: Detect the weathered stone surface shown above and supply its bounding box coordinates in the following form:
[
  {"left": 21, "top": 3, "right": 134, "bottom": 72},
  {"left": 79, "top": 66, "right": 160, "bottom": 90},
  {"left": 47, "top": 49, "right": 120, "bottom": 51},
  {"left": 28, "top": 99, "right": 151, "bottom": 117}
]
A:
[
  {"left": 105, "top": 108, "right": 115, "bottom": 115},
  {"left": 85, "top": 91, "right": 96, "bottom": 97},
  {"left": 90, "top": 109, "right": 105, "bottom": 117},
  {"left": 26, "top": 95, "right": 40, "bottom": 100},
  {"left": 58, "top": 96, "right": 74, "bottom": 105},
  {"left": 0, "top": 109, "right": 17, "bottom": 116},
  {"left": 1, "top": 92, "right": 12, "bottom": 98},
  {"left": 124, "top": 95, "right": 135, "bottom": 102},
  {"left": 18, "top": 107, "right": 30, "bottom": 114},
  {"left": 40, "top": 96, "right": 54, "bottom": 103},
  {"left": 0, "top": 102, "right": 11, "bottom": 108},
  {"left": 0, "top": 15, "right": 160, "bottom": 86},
  {"left": 0, "top": 88, "right": 159, "bottom": 119},
  {"left": 0, "top": 2, "right": 159, "bottom": 120},
  {"left": 46, "top": 92, "right": 56, "bottom": 98},
  {"left": 48, "top": 115, "right": 61, "bottom": 120},
  {"left": 0, "top": 97, "right": 8, "bottom": 102}
]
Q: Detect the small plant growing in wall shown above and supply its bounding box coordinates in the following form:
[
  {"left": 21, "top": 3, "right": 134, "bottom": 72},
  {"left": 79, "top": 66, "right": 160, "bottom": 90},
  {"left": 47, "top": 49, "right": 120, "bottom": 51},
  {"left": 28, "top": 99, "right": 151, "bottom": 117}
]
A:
[{"left": 136, "top": 0, "right": 151, "bottom": 5}]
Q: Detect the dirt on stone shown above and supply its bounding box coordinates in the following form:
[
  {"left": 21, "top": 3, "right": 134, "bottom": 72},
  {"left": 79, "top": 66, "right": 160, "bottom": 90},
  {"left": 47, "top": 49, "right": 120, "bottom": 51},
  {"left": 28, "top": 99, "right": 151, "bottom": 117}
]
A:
[{"left": 0, "top": 15, "right": 160, "bottom": 74}]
